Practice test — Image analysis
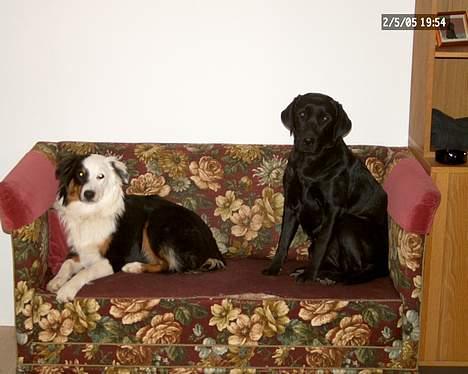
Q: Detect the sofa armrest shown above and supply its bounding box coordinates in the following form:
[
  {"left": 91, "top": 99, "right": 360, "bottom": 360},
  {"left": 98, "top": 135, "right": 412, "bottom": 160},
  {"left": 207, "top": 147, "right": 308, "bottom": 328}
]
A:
[
  {"left": 384, "top": 158, "right": 440, "bottom": 235},
  {"left": 11, "top": 213, "right": 50, "bottom": 291},
  {"left": 383, "top": 159, "right": 440, "bottom": 300},
  {"left": 0, "top": 147, "right": 58, "bottom": 233},
  {"left": 383, "top": 158, "right": 441, "bottom": 347}
]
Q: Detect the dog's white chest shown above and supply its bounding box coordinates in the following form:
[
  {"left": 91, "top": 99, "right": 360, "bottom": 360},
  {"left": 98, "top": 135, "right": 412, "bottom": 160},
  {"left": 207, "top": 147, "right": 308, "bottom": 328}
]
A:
[
  {"left": 58, "top": 209, "right": 117, "bottom": 252},
  {"left": 71, "top": 218, "right": 114, "bottom": 246}
]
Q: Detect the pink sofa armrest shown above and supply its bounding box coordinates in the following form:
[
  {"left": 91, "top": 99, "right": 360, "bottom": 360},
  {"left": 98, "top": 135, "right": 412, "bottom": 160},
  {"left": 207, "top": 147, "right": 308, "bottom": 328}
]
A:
[
  {"left": 0, "top": 150, "right": 58, "bottom": 233},
  {"left": 383, "top": 158, "right": 440, "bottom": 234}
]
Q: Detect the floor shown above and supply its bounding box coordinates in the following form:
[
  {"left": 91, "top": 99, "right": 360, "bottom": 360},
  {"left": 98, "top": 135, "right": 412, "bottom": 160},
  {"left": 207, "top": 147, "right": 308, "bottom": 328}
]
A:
[
  {"left": 0, "top": 326, "right": 466, "bottom": 373},
  {"left": 0, "top": 327, "right": 16, "bottom": 374}
]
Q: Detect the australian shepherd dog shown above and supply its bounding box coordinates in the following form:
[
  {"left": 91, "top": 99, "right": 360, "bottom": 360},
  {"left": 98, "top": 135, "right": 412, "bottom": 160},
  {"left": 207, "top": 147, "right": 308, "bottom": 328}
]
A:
[{"left": 47, "top": 154, "right": 225, "bottom": 302}]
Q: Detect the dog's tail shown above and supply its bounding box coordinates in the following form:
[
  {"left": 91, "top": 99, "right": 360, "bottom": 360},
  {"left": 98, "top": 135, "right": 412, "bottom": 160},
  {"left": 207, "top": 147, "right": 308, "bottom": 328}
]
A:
[{"left": 200, "top": 257, "right": 226, "bottom": 272}]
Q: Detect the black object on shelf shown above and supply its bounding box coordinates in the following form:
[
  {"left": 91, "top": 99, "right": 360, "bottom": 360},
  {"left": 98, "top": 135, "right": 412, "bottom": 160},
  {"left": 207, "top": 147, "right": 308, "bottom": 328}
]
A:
[
  {"left": 431, "top": 109, "right": 468, "bottom": 149},
  {"left": 435, "top": 149, "right": 467, "bottom": 165},
  {"left": 431, "top": 109, "right": 468, "bottom": 165}
]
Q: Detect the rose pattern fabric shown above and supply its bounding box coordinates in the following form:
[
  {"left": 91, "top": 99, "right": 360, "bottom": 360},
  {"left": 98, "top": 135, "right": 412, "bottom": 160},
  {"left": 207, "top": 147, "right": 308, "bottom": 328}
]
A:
[
  {"left": 209, "top": 299, "right": 242, "bottom": 332},
  {"left": 396, "top": 230, "right": 423, "bottom": 271},
  {"left": 325, "top": 314, "right": 371, "bottom": 346},
  {"left": 299, "top": 300, "right": 349, "bottom": 327},
  {"left": 109, "top": 298, "right": 160, "bottom": 325},
  {"left": 189, "top": 156, "right": 224, "bottom": 192},
  {"left": 136, "top": 312, "right": 183, "bottom": 345},
  {"left": 126, "top": 173, "right": 171, "bottom": 196},
  {"left": 64, "top": 299, "right": 101, "bottom": 334},
  {"left": 254, "top": 300, "right": 290, "bottom": 338},
  {"left": 305, "top": 347, "right": 344, "bottom": 368},
  {"left": 227, "top": 314, "right": 264, "bottom": 346},
  {"left": 11, "top": 142, "right": 423, "bottom": 372},
  {"left": 38, "top": 308, "right": 74, "bottom": 343}
]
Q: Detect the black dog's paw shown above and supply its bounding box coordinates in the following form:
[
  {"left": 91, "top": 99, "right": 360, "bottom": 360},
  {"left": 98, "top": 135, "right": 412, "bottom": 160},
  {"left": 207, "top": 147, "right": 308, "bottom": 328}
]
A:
[
  {"left": 296, "top": 272, "right": 314, "bottom": 283},
  {"left": 291, "top": 268, "right": 337, "bottom": 285},
  {"left": 290, "top": 267, "right": 315, "bottom": 283},
  {"left": 289, "top": 267, "right": 306, "bottom": 278},
  {"left": 262, "top": 264, "right": 281, "bottom": 276}
]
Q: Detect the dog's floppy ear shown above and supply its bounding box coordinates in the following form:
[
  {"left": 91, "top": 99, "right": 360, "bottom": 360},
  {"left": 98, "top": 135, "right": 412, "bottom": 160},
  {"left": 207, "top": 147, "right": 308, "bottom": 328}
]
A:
[
  {"left": 109, "top": 157, "right": 129, "bottom": 184},
  {"left": 281, "top": 95, "right": 301, "bottom": 135},
  {"left": 55, "top": 154, "right": 84, "bottom": 203},
  {"left": 334, "top": 101, "right": 352, "bottom": 140}
]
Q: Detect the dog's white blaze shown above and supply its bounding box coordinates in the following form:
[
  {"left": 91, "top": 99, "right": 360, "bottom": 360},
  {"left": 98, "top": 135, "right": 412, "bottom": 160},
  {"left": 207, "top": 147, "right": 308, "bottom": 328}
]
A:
[{"left": 80, "top": 155, "right": 119, "bottom": 202}]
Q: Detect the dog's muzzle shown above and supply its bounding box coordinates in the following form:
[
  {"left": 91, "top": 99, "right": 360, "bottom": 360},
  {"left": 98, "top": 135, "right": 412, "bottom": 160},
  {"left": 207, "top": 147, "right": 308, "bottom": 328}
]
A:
[
  {"left": 83, "top": 190, "right": 96, "bottom": 202},
  {"left": 301, "top": 137, "right": 317, "bottom": 149}
]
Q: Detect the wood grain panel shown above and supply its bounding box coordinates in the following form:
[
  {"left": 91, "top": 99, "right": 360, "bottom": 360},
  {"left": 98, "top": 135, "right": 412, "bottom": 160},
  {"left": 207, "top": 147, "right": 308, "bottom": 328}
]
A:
[
  {"left": 408, "top": 0, "right": 437, "bottom": 160},
  {"left": 436, "top": 45, "right": 468, "bottom": 58},
  {"left": 420, "top": 170, "right": 468, "bottom": 363},
  {"left": 424, "top": 157, "right": 468, "bottom": 173},
  {"left": 421, "top": 360, "right": 468, "bottom": 366},
  {"left": 436, "top": 0, "right": 468, "bottom": 12},
  {"left": 438, "top": 173, "right": 468, "bottom": 360},
  {"left": 432, "top": 59, "right": 468, "bottom": 120},
  {"left": 419, "top": 171, "right": 449, "bottom": 362}
]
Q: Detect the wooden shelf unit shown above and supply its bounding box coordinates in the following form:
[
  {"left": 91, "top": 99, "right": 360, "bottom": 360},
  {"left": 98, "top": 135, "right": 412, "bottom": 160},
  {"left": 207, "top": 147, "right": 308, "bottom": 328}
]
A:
[
  {"left": 435, "top": 45, "right": 468, "bottom": 58},
  {"left": 408, "top": 0, "right": 468, "bottom": 367}
]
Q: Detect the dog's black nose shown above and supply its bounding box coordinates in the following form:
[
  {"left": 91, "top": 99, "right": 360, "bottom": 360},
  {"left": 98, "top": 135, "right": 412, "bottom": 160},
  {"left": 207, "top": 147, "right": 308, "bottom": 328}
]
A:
[{"left": 83, "top": 190, "right": 95, "bottom": 201}]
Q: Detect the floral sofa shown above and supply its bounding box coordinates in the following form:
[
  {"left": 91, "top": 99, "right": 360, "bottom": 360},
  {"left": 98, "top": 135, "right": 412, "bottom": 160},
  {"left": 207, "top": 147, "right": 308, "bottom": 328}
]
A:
[{"left": 0, "top": 142, "right": 440, "bottom": 373}]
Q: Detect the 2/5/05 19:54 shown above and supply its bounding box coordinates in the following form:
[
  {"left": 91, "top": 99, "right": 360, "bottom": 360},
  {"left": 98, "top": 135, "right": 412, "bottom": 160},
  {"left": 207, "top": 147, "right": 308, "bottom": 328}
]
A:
[{"left": 381, "top": 14, "right": 447, "bottom": 30}]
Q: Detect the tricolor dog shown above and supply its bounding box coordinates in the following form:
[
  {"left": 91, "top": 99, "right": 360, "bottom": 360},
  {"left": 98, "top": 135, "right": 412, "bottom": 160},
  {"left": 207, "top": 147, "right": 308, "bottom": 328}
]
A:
[{"left": 48, "top": 154, "right": 225, "bottom": 302}]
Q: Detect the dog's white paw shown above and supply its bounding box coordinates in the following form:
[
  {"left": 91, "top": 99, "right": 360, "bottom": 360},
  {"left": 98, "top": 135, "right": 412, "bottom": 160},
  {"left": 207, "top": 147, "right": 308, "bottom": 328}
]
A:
[
  {"left": 56, "top": 284, "right": 79, "bottom": 303},
  {"left": 47, "top": 276, "right": 68, "bottom": 293},
  {"left": 317, "top": 277, "right": 336, "bottom": 286},
  {"left": 122, "top": 262, "right": 144, "bottom": 274}
]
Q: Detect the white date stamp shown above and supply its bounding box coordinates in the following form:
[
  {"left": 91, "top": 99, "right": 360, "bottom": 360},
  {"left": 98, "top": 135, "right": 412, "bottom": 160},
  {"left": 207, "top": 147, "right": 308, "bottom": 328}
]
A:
[{"left": 381, "top": 14, "right": 448, "bottom": 30}]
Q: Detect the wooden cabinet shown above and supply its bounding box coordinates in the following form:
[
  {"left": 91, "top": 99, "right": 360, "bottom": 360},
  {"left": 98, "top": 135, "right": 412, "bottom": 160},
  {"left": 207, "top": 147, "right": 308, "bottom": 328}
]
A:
[{"left": 408, "top": 0, "right": 468, "bottom": 366}]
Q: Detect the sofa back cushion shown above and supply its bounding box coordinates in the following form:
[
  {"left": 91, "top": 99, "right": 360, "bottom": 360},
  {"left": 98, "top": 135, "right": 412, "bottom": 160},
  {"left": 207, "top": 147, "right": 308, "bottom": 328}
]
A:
[{"left": 52, "top": 142, "right": 410, "bottom": 262}]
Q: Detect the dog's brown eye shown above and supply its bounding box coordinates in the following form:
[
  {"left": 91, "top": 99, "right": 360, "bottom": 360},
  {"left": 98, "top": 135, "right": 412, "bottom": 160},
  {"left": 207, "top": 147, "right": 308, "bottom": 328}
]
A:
[
  {"left": 78, "top": 171, "right": 85, "bottom": 178},
  {"left": 321, "top": 115, "right": 330, "bottom": 122},
  {"left": 97, "top": 174, "right": 105, "bottom": 180},
  {"left": 299, "top": 111, "right": 306, "bottom": 118}
]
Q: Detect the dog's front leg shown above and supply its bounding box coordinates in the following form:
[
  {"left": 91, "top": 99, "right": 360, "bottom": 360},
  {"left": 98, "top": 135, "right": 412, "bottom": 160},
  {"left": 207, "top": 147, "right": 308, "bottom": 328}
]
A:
[
  {"left": 55, "top": 258, "right": 113, "bottom": 303},
  {"left": 295, "top": 210, "right": 338, "bottom": 283},
  {"left": 262, "top": 206, "right": 299, "bottom": 275},
  {"left": 47, "top": 257, "right": 84, "bottom": 293}
]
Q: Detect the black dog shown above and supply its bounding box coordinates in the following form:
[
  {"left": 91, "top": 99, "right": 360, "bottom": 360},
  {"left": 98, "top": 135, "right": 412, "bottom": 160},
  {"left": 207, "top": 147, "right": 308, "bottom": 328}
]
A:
[{"left": 263, "top": 93, "right": 389, "bottom": 284}]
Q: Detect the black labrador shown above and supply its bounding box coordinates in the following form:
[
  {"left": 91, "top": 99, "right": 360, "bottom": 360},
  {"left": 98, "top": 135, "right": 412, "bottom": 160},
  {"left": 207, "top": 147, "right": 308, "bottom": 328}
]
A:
[{"left": 263, "top": 93, "right": 389, "bottom": 284}]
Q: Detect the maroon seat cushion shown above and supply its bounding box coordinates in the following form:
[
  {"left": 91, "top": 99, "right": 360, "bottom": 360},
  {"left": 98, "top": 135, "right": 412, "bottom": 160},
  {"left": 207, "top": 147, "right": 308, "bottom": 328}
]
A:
[
  {"left": 39, "top": 258, "right": 402, "bottom": 351},
  {"left": 45, "top": 258, "right": 400, "bottom": 300}
]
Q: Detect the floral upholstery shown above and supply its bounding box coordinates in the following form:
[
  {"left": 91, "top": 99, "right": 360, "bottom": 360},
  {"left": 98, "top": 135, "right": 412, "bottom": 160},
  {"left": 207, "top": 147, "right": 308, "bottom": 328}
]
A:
[{"left": 9, "top": 142, "right": 428, "bottom": 373}]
